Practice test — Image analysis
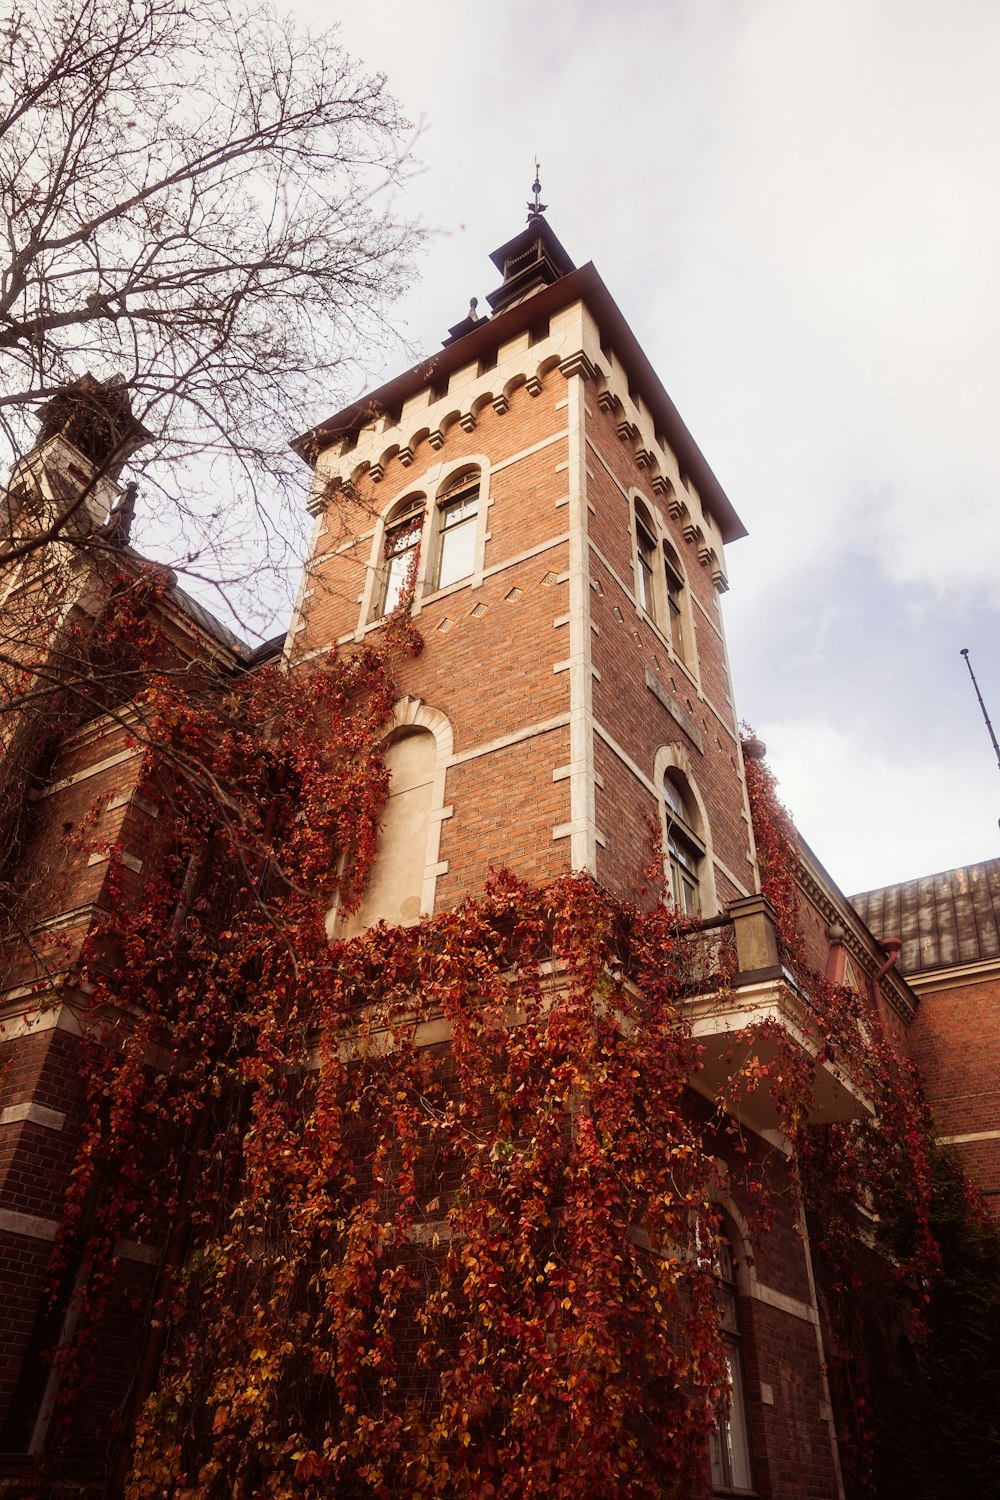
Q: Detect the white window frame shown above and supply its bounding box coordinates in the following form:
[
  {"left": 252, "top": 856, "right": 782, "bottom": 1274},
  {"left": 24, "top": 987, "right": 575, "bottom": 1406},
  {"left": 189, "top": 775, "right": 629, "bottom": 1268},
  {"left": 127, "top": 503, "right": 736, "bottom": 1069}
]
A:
[
  {"left": 709, "top": 1229, "right": 755, "bottom": 1496},
  {"left": 371, "top": 494, "right": 426, "bottom": 620},
  {"left": 432, "top": 468, "right": 481, "bottom": 591}
]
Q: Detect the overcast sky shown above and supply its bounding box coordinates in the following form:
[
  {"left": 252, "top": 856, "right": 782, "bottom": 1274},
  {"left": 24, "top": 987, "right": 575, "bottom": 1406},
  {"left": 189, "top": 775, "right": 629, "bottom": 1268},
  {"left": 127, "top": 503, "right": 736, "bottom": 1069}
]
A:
[{"left": 288, "top": 0, "right": 1000, "bottom": 899}]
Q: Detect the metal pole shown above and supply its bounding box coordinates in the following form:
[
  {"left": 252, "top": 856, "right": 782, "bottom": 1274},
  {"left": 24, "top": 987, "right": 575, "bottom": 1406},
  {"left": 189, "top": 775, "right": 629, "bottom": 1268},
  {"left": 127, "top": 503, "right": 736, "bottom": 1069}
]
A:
[{"left": 960, "top": 648, "right": 1000, "bottom": 773}]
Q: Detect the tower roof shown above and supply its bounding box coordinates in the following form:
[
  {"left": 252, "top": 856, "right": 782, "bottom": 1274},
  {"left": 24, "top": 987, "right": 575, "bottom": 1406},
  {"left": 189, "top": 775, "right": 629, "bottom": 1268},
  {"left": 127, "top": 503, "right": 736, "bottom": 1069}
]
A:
[{"left": 291, "top": 217, "right": 747, "bottom": 545}]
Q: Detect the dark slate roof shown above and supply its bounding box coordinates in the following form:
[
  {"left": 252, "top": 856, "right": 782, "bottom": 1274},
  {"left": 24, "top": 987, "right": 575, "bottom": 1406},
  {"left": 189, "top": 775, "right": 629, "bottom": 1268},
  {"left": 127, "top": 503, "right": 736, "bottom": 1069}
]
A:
[{"left": 852, "top": 858, "right": 1000, "bottom": 975}]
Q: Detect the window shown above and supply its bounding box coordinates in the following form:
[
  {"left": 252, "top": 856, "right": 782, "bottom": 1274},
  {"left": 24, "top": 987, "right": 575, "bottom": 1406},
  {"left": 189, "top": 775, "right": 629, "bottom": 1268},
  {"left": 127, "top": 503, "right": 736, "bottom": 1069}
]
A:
[
  {"left": 709, "top": 1232, "right": 754, "bottom": 1494},
  {"left": 662, "top": 771, "right": 702, "bottom": 917},
  {"left": 635, "top": 505, "right": 658, "bottom": 622},
  {"left": 663, "top": 542, "right": 686, "bottom": 662},
  {"left": 634, "top": 499, "right": 692, "bottom": 667},
  {"left": 433, "top": 470, "right": 479, "bottom": 590},
  {"left": 376, "top": 497, "right": 424, "bottom": 618}
]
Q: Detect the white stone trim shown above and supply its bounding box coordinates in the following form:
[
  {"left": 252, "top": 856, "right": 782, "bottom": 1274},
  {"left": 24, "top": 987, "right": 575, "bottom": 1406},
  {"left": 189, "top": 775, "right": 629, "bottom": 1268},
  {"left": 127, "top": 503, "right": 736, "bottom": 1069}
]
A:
[
  {"left": 447, "top": 714, "right": 571, "bottom": 768},
  {"left": 938, "top": 1128, "right": 1000, "bottom": 1145},
  {"left": 563, "top": 367, "right": 599, "bottom": 875},
  {"left": 491, "top": 429, "right": 570, "bottom": 476},
  {"left": 0, "top": 1102, "right": 66, "bottom": 1131},
  {"left": 749, "top": 1281, "right": 818, "bottom": 1325},
  {"left": 30, "top": 747, "right": 139, "bottom": 801},
  {"left": 0, "top": 1207, "right": 59, "bottom": 1241}
]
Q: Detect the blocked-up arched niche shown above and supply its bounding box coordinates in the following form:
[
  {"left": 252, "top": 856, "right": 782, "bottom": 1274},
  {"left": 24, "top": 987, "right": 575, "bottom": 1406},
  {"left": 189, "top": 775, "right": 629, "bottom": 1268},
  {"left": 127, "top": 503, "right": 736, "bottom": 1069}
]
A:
[
  {"left": 334, "top": 698, "right": 453, "bottom": 939},
  {"left": 339, "top": 728, "right": 436, "bottom": 936}
]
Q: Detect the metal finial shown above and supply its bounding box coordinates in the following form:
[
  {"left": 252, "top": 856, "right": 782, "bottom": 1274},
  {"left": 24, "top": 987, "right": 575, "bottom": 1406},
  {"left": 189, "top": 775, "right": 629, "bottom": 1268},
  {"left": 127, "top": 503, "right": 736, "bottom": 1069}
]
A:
[{"left": 527, "top": 158, "right": 548, "bottom": 220}]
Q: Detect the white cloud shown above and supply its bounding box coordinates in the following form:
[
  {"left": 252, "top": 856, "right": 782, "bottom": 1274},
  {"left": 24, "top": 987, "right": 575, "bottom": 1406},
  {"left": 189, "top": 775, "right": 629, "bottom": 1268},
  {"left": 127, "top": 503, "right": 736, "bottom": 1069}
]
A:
[{"left": 762, "top": 715, "right": 999, "bottom": 896}]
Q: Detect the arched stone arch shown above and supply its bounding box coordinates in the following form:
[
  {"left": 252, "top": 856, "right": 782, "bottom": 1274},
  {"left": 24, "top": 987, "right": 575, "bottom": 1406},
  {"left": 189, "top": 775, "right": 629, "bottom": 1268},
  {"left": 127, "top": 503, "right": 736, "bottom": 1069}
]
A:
[
  {"left": 503, "top": 372, "right": 527, "bottom": 403},
  {"left": 533, "top": 352, "right": 561, "bottom": 384}
]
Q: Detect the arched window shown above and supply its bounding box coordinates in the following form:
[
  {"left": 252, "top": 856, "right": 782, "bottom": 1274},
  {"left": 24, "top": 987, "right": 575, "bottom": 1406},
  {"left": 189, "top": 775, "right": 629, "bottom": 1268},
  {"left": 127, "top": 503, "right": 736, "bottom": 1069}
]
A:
[
  {"left": 709, "top": 1229, "right": 755, "bottom": 1493},
  {"left": 340, "top": 728, "right": 436, "bottom": 935},
  {"left": 634, "top": 500, "right": 659, "bottom": 623},
  {"left": 662, "top": 541, "right": 687, "bottom": 663},
  {"left": 433, "top": 468, "right": 480, "bottom": 590},
  {"left": 662, "top": 769, "right": 703, "bottom": 917},
  {"left": 633, "top": 497, "right": 693, "bottom": 668},
  {"left": 375, "top": 495, "right": 425, "bottom": 618}
]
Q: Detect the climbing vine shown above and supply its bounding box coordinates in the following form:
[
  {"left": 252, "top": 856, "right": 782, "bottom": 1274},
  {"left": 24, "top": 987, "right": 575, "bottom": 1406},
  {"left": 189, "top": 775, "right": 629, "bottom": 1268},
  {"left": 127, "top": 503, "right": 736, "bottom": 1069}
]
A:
[
  {"left": 741, "top": 734, "right": 942, "bottom": 1496},
  {"left": 14, "top": 589, "right": 987, "bottom": 1499}
]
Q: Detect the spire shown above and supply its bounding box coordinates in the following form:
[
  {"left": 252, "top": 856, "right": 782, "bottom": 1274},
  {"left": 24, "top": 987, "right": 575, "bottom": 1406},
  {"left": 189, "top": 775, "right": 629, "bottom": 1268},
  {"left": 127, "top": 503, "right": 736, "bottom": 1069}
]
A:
[
  {"left": 527, "top": 158, "right": 547, "bottom": 221},
  {"left": 484, "top": 167, "right": 575, "bottom": 319}
]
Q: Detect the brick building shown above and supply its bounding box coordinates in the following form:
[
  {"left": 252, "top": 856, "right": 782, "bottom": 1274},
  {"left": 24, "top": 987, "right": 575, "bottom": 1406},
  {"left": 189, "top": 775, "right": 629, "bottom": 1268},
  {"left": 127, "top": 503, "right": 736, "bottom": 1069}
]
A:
[
  {"left": 0, "top": 208, "right": 961, "bottom": 1496},
  {"left": 854, "top": 858, "right": 1000, "bottom": 1212}
]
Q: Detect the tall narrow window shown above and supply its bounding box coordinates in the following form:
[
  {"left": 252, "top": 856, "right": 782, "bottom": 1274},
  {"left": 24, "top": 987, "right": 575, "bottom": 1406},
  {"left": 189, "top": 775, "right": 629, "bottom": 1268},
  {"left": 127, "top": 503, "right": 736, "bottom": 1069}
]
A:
[
  {"left": 434, "top": 470, "right": 479, "bottom": 590},
  {"left": 376, "top": 498, "right": 424, "bottom": 618},
  {"left": 635, "top": 504, "right": 658, "bottom": 622},
  {"left": 663, "top": 542, "right": 686, "bottom": 662},
  {"left": 709, "top": 1233, "right": 754, "bottom": 1493},
  {"left": 662, "top": 771, "right": 702, "bottom": 916}
]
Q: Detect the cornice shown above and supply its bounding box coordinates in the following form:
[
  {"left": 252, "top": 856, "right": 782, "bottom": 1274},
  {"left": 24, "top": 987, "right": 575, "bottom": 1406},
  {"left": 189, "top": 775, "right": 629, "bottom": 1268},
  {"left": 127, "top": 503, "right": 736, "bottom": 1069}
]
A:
[
  {"left": 796, "top": 858, "right": 918, "bottom": 1024},
  {"left": 291, "top": 263, "right": 746, "bottom": 546}
]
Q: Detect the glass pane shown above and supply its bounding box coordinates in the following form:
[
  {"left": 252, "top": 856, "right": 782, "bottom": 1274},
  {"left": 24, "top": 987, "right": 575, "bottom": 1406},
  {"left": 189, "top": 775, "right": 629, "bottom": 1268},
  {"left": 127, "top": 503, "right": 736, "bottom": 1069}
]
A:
[
  {"left": 441, "top": 490, "right": 477, "bottom": 527},
  {"left": 381, "top": 537, "right": 417, "bottom": 614},
  {"left": 637, "top": 523, "right": 656, "bottom": 617},
  {"left": 710, "top": 1343, "right": 753, "bottom": 1491},
  {"left": 437, "top": 516, "right": 476, "bottom": 588},
  {"left": 669, "top": 597, "right": 685, "bottom": 659},
  {"left": 663, "top": 774, "right": 691, "bottom": 824}
]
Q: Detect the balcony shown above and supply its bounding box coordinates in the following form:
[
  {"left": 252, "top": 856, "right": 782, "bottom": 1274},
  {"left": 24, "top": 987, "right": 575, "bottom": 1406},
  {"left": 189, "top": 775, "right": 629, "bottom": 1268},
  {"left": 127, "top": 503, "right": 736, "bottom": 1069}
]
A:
[{"left": 686, "top": 895, "right": 875, "bottom": 1139}]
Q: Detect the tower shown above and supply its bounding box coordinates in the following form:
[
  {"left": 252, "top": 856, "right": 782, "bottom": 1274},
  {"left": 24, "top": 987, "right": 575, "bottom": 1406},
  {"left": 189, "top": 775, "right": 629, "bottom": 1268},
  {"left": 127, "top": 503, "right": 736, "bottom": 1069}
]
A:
[{"left": 290, "top": 208, "right": 756, "bottom": 932}]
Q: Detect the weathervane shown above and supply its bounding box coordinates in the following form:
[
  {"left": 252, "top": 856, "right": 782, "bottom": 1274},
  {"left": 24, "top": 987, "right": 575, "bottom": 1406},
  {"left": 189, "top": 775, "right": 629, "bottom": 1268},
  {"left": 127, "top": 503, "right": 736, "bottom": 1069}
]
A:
[{"left": 527, "top": 158, "right": 547, "bottom": 221}]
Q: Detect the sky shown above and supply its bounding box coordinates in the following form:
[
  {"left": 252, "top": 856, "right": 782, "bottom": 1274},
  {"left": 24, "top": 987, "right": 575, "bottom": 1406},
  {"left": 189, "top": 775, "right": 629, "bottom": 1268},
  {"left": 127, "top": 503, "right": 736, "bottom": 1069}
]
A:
[{"left": 285, "top": 0, "right": 1000, "bottom": 898}]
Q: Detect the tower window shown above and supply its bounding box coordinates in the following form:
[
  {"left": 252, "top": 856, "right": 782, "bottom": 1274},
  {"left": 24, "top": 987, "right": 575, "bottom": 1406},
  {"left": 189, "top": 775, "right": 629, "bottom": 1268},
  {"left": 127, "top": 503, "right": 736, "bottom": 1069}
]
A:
[
  {"left": 635, "top": 507, "right": 658, "bottom": 623},
  {"left": 662, "top": 770, "right": 703, "bottom": 917},
  {"left": 375, "top": 497, "right": 425, "bottom": 618},
  {"left": 709, "top": 1232, "right": 755, "bottom": 1493},
  {"left": 663, "top": 542, "right": 686, "bottom": 662},
  {"left": 433, "top": 470, "right": 480, "bottom": 590}
]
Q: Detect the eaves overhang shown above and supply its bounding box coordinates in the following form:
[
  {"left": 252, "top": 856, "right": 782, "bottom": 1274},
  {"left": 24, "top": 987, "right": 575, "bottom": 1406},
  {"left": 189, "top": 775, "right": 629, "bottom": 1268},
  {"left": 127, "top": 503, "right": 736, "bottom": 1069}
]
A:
[{"left": 290, "top": 263, "right": 747, "bottom": 546}]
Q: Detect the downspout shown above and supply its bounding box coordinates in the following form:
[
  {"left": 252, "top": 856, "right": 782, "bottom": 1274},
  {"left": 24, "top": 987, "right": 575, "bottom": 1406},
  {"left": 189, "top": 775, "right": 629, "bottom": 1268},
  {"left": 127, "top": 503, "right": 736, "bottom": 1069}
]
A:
[{"left": 871, "top": 938, "right": 902, "bottom": 1037}]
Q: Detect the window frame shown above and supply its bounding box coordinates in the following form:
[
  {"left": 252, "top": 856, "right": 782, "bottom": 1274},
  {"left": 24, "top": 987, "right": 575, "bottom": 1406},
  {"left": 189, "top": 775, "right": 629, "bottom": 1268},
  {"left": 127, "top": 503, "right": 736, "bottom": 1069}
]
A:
[
  {"left": 633, "top": 500, "right": 660, "bottom": 625},
  {"left": 661, "top": 769, "right": 705, "bottom": 918},
  {"left": 374, "top": 495, "right": 426, "bottom": 620},
  {"left": 631, "top": 494, "right": 695, "bottom": 674},
  {"left": 709, "top": 1231, "right": 755, "bottom": 1496},
  {"left": 662, "top": 541, "right": 687, "bottom": 663},
  {"left": 432, "top": 469, "right": 480, "bottom": 592}
]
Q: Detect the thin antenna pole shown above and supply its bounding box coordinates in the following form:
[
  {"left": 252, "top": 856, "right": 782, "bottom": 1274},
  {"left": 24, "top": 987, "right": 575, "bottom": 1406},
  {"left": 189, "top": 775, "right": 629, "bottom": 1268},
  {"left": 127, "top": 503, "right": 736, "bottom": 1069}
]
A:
[{"left": 961, "top": 648, "right": 1000, "bottom": 772}]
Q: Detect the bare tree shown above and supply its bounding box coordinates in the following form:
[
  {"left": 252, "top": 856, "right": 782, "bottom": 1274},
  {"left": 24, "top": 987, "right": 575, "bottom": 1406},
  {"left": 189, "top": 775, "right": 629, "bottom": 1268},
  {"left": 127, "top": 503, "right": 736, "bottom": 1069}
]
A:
[{"left": 0, "top": 0, "right": 417, "bottom": 610}]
